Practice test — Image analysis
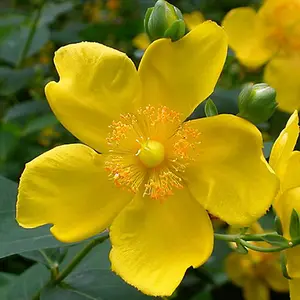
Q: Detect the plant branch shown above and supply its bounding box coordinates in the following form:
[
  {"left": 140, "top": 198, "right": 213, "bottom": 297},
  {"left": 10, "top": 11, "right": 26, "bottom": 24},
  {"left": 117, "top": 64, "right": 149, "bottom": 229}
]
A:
[
  {"left": 16, "top": 0, "right": 45, "bottom": 68},
  {"left": 32, "top": 234, "right": 109, "bottom": 300}
]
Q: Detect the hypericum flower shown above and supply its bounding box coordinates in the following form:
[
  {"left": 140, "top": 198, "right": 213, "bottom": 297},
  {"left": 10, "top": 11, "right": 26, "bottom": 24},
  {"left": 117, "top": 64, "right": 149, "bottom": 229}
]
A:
[
  {"left": 269, "top": 110, "right": 300, "bottom": 300},
  {"left": 132, "top": 11, "right": 204, "bottom": 50},
  {"left": 222, "top": 0, "right": 300, "bottom": 112},
  {"left": 16, "top": 21, "right": 278, "bottom": 296},
  {"left": 83, "top": 0, "right": 102, "bottom": 23},
  {"left": 38, "top": 127, "right": 61, "bottom": 147},
  {"left": 226, "top": 223, "right": 288, "bottom": 300}
]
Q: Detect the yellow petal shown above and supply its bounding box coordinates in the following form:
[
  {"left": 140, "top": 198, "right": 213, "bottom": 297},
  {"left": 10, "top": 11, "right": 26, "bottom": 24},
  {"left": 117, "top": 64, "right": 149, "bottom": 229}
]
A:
[
  {"left": 185, "top": 115, "right": 279, "bottom": 226},
  {"left": 225, "top": 252, "right": 252, "bottom": 287},
  {"left": 287, "top": 247, "right": 300, "bottom": 279},
  {"left": 264, "top": 55, "right": 300, "bottom": 113},
  {"left": 243, "top": 279, "right": 270, "bottom": 300},
  {"left": 274, "top": 187, "right": 300, "bottom": 277},
  {"left": 275, "top": 188, "right": 300, "bottom": 240},
  {"left": 269, "top": 110, "right": 299, "bottom": 180},
  {"left": 281, "top": 151, "right": 300, "bottom": 194},
  {"left": 132, "top": 33, "right": 150, "bottom": 50},
  {"left": 222, "top": 7, "right": 274, "bottom": 69},
  {"left": 264, "top": 258, "right": 289, "bottom": 292},
  {"left": 109, "top": 189, "right": 213, "bottom": 296},
  {"left": 45, "top": 42, "right": 141, "bottom": 153},
  {"left": 138, "top": 21, "right": 227, "bottom": 120},
  {"left": 183, "top": 11, "right": 205, "bottom": 31},
  {"left": 17, "top": 144, "right": 132, "bottom": 243},
  {"left": 289, "top": 278, "right": 300, "bottom": 300}
]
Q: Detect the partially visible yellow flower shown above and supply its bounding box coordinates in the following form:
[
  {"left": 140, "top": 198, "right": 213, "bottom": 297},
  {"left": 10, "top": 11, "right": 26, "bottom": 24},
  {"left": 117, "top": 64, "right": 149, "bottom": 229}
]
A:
[
  {"left": 133, "top": 11, "right": 204, "bottom": 50},
  {"left": 183, "top": 11, "right": 205, "bottom": 31},
  {"left": 226, "top": 245, "right": 288, "bottom": 300},
  {"left": 39, "top": 42, "right": 54, "bottom": 65},
  {"left": 132, "top": 33, "right": 151, "bottom": 51},
  {"left": 269, "top": 110, "right": 300, "bottom": 299},
  {"left": 222, "top": 1, "right": 300, "bottom": 112},
  {"left": 226, "top": 223, "right": 288, "bottom": 300},
  {"left": 38, "top": 127, "right": 60, "bottom": 147},
  {"left": 83, "top": 0, "right": 102, "bottom": 23},
  {"left": 16, "top": 22, "right": 278, "bottom": 296},
  {"left": 106, "top": 0, "right": 120, "bottom": 11}
]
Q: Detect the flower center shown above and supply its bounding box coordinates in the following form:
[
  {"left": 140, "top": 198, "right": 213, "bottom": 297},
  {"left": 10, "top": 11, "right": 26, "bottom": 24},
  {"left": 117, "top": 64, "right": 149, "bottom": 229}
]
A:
[
  {"left": 104, "top": 105, "right": 201, "bottom": 200},
  {"left": 137, "top": 140, "right": 165, "bottom": 168}
]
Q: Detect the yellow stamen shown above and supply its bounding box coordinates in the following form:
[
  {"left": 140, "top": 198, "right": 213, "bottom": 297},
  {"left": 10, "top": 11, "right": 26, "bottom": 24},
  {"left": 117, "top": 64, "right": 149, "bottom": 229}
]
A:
[{"left": 104, "top": 105, "right": 201, "bottom": 200}]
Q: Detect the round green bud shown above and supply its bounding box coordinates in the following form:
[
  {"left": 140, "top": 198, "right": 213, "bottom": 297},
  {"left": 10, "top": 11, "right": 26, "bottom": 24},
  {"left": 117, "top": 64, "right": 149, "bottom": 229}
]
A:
[
  {"left": 144, "top": 0, "right": 186, "bottom": 42},
  {"left": 238, "top": 83, "right": 277, "bottom": 124}
]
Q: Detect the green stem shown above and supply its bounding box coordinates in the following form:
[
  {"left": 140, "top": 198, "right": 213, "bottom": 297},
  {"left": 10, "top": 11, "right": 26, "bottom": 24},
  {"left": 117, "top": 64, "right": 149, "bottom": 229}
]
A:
[
  {"left": 53, "top": 234, "right": 109, "bottom": 284},
  {"left": 16, "top": 0, "right": 45, "bottom": 68},
  {"left": 32, "top": 234, "right": 109, "bottom": 300},
  {"left": 214, "top": 232, "right": 276, "bottom": 242},
  {"left": 239, "top": 240, "right": 290, "bottom": 253},
  {"left": 38, "top": 250, "right": 59, "bottom": 278}
]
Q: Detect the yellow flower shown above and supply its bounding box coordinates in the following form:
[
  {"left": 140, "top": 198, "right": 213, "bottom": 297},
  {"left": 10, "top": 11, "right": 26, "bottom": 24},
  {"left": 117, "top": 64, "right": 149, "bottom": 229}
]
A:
[
  {"left": 222, "top": 1, "right": 300, "bottom": 112},
  {"left": 83, "top": 0, "right": 102, "bottom": 23},
  {"left": 269, "top": 110, "right": 300, "bottom": 299},
  {"left": 183, "top": 11, "right": 205, "bottom": 31},
  {"left": 38, "top": 127, "right": 61, "bottom": 147},
  {"left": 16, "top": 22, "right": 278, "bottom": 296},
  {"left": 133, "top": 11, "right": 204, "bottom": 50},
  {"left": 106, "top": 0, "right": 119, "bottom": 11},
  {"left": 226, "top": 223, "right": 288, "bottom": 300},
  {"left": 226, "top": 246, "right": 288, "bottom": 300}
]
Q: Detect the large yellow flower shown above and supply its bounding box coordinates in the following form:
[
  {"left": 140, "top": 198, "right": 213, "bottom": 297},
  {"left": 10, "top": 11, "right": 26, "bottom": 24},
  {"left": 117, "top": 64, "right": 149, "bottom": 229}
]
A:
[
  {"left": 226, "top": 224, "right": 288, "bottom": 300},
  {"left": 269, "top": 110, "right": 300, "bottom": 299},
  {"left": 16, "top": 21, "right": 278, "bottom": 296},
  {"left": 222, "top": 0, "right": 300, "bottom": 112}
]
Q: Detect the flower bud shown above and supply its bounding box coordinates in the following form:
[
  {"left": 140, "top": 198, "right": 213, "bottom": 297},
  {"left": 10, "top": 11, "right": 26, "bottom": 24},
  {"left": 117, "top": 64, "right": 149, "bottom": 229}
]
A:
[
  {"left": 238, "top": 83, "right": 277, "bottom": 124},
  {"left": 144, "top": 0, "right": 186, "bottom": 42}
]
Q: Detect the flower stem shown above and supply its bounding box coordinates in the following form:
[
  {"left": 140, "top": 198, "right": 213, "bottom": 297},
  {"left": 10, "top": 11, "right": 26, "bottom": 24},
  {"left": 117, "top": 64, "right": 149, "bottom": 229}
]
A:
[
  {"left": 214, "top": 232, "right": 275, "bottom": 242},
  {"left": 32, "top": 234, "right": 109, "bottom": 300},
  {"left": 239, "top": 240, "right": 290, "bottom": 253},
  {"left": 214, "top": 232, "right": 295, "bottom": 253},
  {"left": 38, "top": 249, "right": 59, "bottom": 278},
  {"left": 16, "top": 0, "right": 45, "bottom": 68},
  {"left": 53, "top": 234, "right": 109, "bottom": 284}
]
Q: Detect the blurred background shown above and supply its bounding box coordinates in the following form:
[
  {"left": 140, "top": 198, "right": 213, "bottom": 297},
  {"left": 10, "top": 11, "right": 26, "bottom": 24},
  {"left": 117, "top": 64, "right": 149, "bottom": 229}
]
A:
[{"left": 0, "top": 0, "right": 292, "bottom": 299}]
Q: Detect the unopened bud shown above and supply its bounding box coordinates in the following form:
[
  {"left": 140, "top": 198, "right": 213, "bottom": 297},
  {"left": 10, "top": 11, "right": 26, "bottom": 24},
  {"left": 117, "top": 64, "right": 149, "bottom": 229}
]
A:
[
  {"left": 238, "top": 83, "right": 277, "bottom": 124},
  {"left": 144, "top": 0, "right": 186, "bottom": 42}
]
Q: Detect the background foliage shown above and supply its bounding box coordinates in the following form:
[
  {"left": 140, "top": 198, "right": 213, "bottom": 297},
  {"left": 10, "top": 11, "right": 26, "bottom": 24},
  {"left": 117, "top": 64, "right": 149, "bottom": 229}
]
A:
[{"left": 0, "top": 0, "right": 293, "bottom": 299}]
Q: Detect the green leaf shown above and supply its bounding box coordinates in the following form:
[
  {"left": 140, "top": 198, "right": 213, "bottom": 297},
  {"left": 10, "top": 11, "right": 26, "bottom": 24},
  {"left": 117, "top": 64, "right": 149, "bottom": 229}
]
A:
[
  {"left": 22, "top": 113, "right": 58, "bottom": 136},
  {"left": 4, "top": 100, "right": 50, "bottom": 122},
  {"left": 0, "top": 175, "right": 66, "bottom": 258},
  {"left": 21, "top": 248, "right": 68, "bottom": 268},
  {"left": 6, "top": 264, "right": 50, "bottom": 300},
  {"left": 275, "top": 215, "right": 283, "bottom": 236},
  {"left": 0, "top": 123, "right": 21, "bottom": 161},
  {"left": 261, "top": 233, "right": 289, "bottom": 246},
  {"left": 280, "top": 252, "right": 292, "bottom": 280},
  {"left": 204, "top": 98, "right": 218, "bottom": 117},
  {"left": 41, "top": 241, "right": 152, "bottom": 300},
  {"left": 0, "top": 25, "right": 50, "bottom": 65},
  {"left": 0, "top": 67, "right": 35, "bottom": 96},
  {"left": 39, "top": 1, "right": 74, "bottom": 26},
  {"left": 191, "top": 290, "right": 213, "bottom": 300},
  {"left": 290, "top": 209, "right": 300, "bottom": 240},
  {"left": 0, "top": 273, "right": 17, "bottom": 299}
]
